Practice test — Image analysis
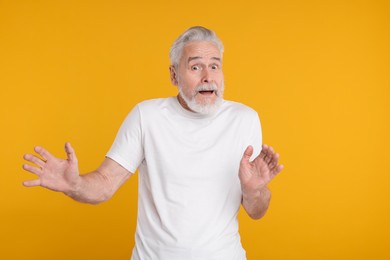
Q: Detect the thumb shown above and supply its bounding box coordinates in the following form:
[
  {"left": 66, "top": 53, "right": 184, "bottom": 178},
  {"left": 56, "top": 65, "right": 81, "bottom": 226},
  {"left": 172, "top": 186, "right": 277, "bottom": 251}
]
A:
[
  {"left": 64, "top": 142, "right": 77, "bottom": 163},
  {"left": 242, "top": 145, "right": 254, "bottom": 163}
]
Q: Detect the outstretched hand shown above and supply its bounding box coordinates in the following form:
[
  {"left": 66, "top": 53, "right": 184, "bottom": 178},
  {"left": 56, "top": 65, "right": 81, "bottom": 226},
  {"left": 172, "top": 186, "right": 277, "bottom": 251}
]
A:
[
  {"left": 22, "top": 142, "right": 80, "bottom": 193},
  {"left": 239, "top": 144, "right": 284, "bottom": 194}
]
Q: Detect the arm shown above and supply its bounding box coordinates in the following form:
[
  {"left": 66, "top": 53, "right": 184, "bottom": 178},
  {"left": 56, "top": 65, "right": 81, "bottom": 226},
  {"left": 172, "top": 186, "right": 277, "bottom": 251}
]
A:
[
  {"left": 239, "top": 144, "right": 283, "bottom": 219},
  {"left": 22, "top": 142, "right": 131, "bottom": 204}
]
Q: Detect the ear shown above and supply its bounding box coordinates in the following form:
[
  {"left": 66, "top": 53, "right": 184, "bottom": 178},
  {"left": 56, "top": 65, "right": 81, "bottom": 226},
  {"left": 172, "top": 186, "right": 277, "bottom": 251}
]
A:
[{"left": 169, "top": 65, "right": 178, "bottom": 86}]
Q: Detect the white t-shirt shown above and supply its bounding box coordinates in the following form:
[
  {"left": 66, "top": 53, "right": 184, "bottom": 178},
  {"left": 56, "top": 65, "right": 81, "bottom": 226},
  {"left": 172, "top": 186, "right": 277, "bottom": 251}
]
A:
[{"left": 107, "top": 97, "right": 262, "bottom": 260}]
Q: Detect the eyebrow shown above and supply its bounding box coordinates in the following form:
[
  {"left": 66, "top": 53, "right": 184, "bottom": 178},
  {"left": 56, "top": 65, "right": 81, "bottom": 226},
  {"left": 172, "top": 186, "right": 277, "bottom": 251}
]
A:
[{"left": 187, "top": 56, "right": 221, "bottom": 63}]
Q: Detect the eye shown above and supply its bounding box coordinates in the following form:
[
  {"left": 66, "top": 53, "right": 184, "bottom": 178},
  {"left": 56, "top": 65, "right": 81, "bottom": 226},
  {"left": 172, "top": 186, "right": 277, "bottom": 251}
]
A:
[
  {"left": 211, "top": 64, "right": 219, "bottom": 70},
  {"left": 191, "top": 65, "right": 201, "bottom": 71}
]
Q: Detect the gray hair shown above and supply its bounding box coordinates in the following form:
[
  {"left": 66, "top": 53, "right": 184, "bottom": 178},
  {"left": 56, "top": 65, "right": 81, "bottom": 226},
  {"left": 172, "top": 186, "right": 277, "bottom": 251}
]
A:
[{"left": 169, "top": 26, "right": 224, "bottom": 67}]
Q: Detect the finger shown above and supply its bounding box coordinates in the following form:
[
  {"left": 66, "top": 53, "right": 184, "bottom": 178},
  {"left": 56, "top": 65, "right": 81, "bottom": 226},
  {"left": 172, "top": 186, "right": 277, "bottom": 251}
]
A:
[
  {"left": 264, "top": 156, "right": 271, "bottom": 165},
  {"left": 23, "top": 179, "right": 41, "bottom": 187},
  {"left": 22, "top": 163, "right": 42, "bottom": 176},
  {"left": 276, "top": 164, "right": 284, "bottom": 174},
  {"left": 263, "top": 146, "right": 274, "bottom": 164},
  {"left": 259, "top": 149, "right": 267, "bottom": 160},
  {"left": 23, "top": 154, "right": 46, "bottom": 168},
  {"left": 64, "top": 142, "right": 77, "bottom": 163},
  {"left": 260, "top": 144, "right": 271, "bottom": 161},
  {"left": 241, "top": 146, "right": 254, "bottom": 163},
  {"left": 271, "top": 164, "right": 284, "bottom": 177},
  {"left": 265, "top": 146, "right": 275, "bottom": 158},
  {"left": 255, "top": 156, "right": 268, "bottom": 176},
  {"left": 268, "top": 153, "right": 280, "bottom": 171},
  {"left": 268, "top": 146, "right": 275, "bottom": 155},
  {"left": 34, "top": 146, "right": 54, "bottom": 161},
  {"left": 260, "top": 144, "right": 269, "bottom": 159}
]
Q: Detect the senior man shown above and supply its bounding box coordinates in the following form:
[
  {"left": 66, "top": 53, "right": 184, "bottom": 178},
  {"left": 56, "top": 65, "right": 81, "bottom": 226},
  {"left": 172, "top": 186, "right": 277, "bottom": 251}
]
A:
[{"left": 23, "top": 26, "right": 283, "bottom": 260}]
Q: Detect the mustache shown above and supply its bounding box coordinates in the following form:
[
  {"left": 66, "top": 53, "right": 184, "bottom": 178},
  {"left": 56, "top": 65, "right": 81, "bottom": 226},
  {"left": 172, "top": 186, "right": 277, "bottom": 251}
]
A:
[{"left": 195, "top": 83, "right": 221, "bottom": 96}]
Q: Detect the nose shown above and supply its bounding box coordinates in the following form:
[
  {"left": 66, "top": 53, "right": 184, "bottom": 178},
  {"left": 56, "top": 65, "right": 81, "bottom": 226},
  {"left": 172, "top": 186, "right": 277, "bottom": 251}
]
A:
[{"left": 201, "top": 69, "right": 212, "bottom": 83}]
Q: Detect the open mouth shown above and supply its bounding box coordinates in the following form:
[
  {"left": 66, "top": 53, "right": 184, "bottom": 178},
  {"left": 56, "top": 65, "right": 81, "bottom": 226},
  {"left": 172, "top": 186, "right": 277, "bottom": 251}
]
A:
[{"left": 198, "top": 90, "right": 215, "bottom": 95}]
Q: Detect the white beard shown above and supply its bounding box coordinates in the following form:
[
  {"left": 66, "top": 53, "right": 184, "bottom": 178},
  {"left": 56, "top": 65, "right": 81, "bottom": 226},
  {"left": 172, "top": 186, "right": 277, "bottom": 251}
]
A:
[{"left": 178, "top": 82, "right": 224, "bottom": 115}]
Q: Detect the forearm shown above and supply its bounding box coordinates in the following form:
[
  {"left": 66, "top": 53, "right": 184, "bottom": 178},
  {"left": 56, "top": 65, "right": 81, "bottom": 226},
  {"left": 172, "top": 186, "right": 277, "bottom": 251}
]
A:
[
  {"left": 242, "top": 186, "right": 271, "bottom": 219},
  {"left": 64, "top": 158, "right": 131, "bottom": 204},
  {"left": 62, "top": 170, "right": 112, "bottom": 204}
]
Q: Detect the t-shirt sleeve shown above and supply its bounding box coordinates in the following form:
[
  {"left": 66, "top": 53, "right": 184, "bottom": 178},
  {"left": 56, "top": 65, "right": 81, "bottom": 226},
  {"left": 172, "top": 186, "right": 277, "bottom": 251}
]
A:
[
  {"left": 249, "top": 112, "right": 262, "bottom": 161},
  {"left": 106, "top": 105, "right": 144, "bottom": 174}
]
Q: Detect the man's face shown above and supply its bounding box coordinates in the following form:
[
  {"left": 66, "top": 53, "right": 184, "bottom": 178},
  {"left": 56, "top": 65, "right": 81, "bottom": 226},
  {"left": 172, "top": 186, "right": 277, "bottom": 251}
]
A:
[{"left": 170, "top": 41, "right": 224, "bottom": 114}]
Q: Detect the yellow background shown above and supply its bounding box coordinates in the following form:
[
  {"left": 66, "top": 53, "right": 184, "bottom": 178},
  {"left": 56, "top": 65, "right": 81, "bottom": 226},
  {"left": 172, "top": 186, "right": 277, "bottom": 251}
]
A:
[{"left": 1, "top": 0, "right": 389, "bottom": 259}]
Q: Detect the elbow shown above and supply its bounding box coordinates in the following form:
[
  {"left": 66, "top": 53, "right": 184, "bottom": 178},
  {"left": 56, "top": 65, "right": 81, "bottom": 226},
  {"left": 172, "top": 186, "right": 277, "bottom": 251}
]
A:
[
  {"left": 100, "top": 191, "right": 114, "bottom": 203},
  {"left": 248, "top": 210, "right": 268, "bottom": 220},
  {"left": 87, "top": 200, "right": 103, "bottom": 205},
  {"left": 90, "top": 170, "right": 120, "bottom": 204},
  {"left": 88, "top": 198, "right": 108, "bottom": 205},
  {"left": 71, "top": 194, "right": 111, "bottom": 205},
  {"left": 89, "top": 190, "right": 114, "bottom": 205}
]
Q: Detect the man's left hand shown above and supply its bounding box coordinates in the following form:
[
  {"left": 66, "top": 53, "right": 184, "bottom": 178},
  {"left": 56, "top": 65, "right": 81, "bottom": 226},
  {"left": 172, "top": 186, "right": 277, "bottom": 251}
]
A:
[{"left": 239, "top": 144, "right": 283, "bottom": 194}]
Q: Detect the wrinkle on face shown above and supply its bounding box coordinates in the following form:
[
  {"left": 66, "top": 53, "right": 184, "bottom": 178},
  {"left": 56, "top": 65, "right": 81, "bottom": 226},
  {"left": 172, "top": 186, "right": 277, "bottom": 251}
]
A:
[{"left": 175, "top": 41, "right": 224, "bottom": 114}]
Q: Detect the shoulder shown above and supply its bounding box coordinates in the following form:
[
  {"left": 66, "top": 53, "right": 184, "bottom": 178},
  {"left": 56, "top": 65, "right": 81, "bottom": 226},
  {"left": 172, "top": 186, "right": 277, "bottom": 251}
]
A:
[
  {"left": 122, "top": 98, "right": 171, "bottom": 121},
  {"left": 137, "top": 97, "right": 171, "bottom": 108},
  {"left": 135, "top": 97, "right": 173, "bottom": 113},
  {"left": 220, "top": 100, "right": 259, "bottom": 118}
]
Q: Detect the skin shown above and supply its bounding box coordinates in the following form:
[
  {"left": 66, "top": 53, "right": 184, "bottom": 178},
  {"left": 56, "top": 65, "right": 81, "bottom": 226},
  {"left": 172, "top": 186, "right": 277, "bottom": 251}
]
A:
[
  {"left": 23, "top": 143, "right": 130, "bottom": 204},
  {"left": 239, "top": 144, "right": 283, "bottom": 219},
  {"left": 169, "top": 41, "right": 224, "bottom": 111},
  {"left": 22, "top": 40, "right": 284, "bottom": 219}
]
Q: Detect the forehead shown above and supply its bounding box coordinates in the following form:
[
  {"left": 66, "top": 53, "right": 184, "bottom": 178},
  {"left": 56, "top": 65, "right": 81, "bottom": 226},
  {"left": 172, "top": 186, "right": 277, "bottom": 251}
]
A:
[{"left": 181, "top": 41, "right": 221, "bottom": 62}]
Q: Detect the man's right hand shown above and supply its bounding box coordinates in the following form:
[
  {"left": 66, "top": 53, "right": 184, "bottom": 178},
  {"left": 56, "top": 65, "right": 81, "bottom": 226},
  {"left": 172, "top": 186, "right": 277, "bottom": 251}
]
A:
[{"left": 22, "top": 142, "right": 81, "bottom": 194}]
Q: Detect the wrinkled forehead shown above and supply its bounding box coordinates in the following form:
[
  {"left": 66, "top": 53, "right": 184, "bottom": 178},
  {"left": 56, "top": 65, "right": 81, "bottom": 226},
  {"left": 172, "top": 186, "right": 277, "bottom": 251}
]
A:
[{"left": 180, "top": 41, "right": 222, "bottom": 64}]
